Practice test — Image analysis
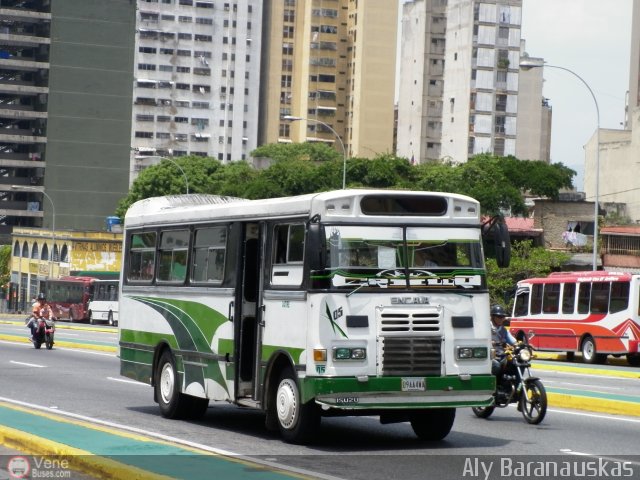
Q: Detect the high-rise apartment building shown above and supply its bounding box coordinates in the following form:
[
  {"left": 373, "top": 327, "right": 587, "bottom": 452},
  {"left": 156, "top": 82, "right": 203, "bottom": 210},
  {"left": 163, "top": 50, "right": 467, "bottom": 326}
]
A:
[
  {"left": 397, "top": 0, "right": 548, "bottom": 164},
  {"left": 628, "top": 0, "right": 640, "bottom": 127},
  {"left": 259, "top": 0, "right": 398, "bottom": 160},
  {"left": 131, "top": 0, "right": 262, "bottom": 178},
  {"left": 0, "top": 0, "right": 135, "bottom": 241}
]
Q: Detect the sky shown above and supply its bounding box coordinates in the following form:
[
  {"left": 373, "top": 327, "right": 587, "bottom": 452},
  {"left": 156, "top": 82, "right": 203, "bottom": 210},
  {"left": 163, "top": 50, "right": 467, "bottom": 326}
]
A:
[{"left": 520, "top": 0, "right": 633, "bottom": 192}]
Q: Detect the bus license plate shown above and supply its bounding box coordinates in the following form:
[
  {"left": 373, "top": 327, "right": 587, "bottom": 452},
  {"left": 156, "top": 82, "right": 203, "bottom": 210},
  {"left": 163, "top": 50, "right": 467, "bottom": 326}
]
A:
[{"left": 401, "top": 377, "right": 426, "bottom": 392}]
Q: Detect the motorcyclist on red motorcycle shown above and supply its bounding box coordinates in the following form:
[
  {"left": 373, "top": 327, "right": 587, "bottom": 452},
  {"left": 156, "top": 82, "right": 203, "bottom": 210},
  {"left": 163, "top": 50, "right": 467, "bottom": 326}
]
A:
[{"left": 27, "top": 292, "right": 53, "bottom": 343}]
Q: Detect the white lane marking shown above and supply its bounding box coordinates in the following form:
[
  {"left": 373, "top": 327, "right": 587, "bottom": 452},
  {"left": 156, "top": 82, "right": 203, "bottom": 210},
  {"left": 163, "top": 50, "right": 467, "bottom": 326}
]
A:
[
  {"left": 549, "top": 407, "right": 640, "bottom": 424},
  {"left": 0, "top": 396, "right": 344, "bottom": 480},
  {"left": 10, "top": 360, "right": 46, "bottom": 368},
  {"left": 106, "top": 377, "right": 148, "bottom": 386}
]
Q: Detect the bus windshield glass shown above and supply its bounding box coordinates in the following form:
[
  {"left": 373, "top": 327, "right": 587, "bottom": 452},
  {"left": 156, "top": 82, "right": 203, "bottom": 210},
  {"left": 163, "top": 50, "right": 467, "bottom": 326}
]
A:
[{"left": 316, "top": 225, "right": 485, "bottom": 290}]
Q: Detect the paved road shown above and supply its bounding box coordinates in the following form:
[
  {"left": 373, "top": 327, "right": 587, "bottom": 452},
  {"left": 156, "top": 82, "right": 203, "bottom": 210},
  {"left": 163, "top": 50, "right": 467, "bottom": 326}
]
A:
[{"left": 2, "top": 316, "right": 640, "bottom": 479}]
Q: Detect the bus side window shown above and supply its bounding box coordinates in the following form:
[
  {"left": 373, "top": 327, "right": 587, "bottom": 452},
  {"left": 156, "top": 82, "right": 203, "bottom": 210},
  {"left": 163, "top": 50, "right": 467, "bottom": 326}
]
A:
[
  {"left": 128, "top": 232, "right": 157, "bottom": 282},
  {"left": 514, "top": 290, "right": 529, "bottom": 316},
  {"left": 542, "top": 284, "right": 560, "bottom": 314},
  {"left": 610, "top": 281, "right": 629, "bottom": 313},
  {"left": 530, "top": 284, "right": 543, "bottom": 314},
  {"left": 577, "top": 283, "right": 591, "bottom": 314},
  {"left": 562, "top": 283, "right": 576, "bottom": 314},
  {"left": 271, "top": 223, "right": 304, "bottom": 286},
  {"left": 191, "top": 226, "right": 227, "bottom": 284},
  {"left": 590, "top": 282, "right": 610, "bottom": 314},
  {"left": 157, "top": 229, "right": 189, "bottom": 283}
]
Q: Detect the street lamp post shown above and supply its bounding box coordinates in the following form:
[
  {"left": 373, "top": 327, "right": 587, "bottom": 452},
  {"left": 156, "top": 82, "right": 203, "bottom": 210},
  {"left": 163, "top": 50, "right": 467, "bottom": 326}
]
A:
[
  {"left": 11, "top": 185, "right": 56, "bottom": 278},
  {"left": 283, "top": 115, "right": 347, "bottom": 189},
  {"left": 161, "top": 157, "right": 190, "bottom": 194},
  {"left": 519, "top": 58, "right": 601, "bottom": 271}
]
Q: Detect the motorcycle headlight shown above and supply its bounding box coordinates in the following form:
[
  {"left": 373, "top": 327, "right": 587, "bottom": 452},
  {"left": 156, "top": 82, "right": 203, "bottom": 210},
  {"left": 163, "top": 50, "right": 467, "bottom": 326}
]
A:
[{"left": 518, "top": 348, "right": 532, "bottom": 362}]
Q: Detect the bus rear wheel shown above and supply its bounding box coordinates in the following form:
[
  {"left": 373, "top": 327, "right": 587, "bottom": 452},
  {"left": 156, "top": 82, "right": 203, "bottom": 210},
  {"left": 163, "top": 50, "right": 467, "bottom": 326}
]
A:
[
  {"left": 155, "top": 350, "right": 191, "bottom": 419},
  {"left": 410, "top": 408, "right": 456, "bottom": 441},
  {"left": 627, "top": 353, "right": 640, "bottom": 367},
  {"left": 274, "top": 368, "right": 320, "bottom": 444}
]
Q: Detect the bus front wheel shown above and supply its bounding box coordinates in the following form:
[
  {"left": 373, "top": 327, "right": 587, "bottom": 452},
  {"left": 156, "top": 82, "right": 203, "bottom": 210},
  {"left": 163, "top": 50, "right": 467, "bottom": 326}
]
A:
[
  {"left": 155, "top": 350, "right": 190, "bottom": 419},
  {"left": 581, "top": 336, "right": 606, "bottom": 364},
  {"left": 274, "top": 368, "right": 320, "bottom": 444},
  {"left": 410, "top": 408, "right": 456, "bottom": 441}
]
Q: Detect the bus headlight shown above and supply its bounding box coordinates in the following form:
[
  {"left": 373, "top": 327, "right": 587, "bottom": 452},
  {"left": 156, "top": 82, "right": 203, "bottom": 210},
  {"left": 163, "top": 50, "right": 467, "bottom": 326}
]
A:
[
  {"left": 333, "top": 347, "right": 367, "bottom": 360},
  {"left": 457, "top": 346, "right": 488, "bottom": 360}
]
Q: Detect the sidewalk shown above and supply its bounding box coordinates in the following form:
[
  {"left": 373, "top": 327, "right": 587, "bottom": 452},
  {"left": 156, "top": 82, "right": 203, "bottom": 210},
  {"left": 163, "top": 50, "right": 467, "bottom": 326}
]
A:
[{"left": 0, "top": 401, "right": 306, "bottom": 480}]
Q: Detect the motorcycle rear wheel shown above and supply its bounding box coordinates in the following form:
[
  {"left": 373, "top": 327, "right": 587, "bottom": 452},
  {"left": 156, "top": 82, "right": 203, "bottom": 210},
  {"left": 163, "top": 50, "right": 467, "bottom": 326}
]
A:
[
  {"left": 471, "top": 406, "right": 495, "bottom": 419},
  {"left": 45, "top": 333, "right": 53, "bottom": 350},
  {"left": 520, "top": 379, "right": 547, "bottom": 425}
]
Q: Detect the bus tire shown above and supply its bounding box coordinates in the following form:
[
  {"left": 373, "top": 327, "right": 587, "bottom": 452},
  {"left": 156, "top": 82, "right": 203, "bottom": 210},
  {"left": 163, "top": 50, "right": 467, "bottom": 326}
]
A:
[
  {"left": 274, "top": 368, "right": 320, "bottom": 444},
  {"left": 155, "top": 350, "right": 190, "bottom": 419},
  {"left": 581, "top": 336, "right": 606, "bottom": 364},
  {"left": 627, "top": 353, "right": 640, "bottom": 367},
  {"left": 410, "top": 408, "right": 456, "bottom": 441},
  {"left": 185, "top": 396, "right": 209, "bottom": 420}
]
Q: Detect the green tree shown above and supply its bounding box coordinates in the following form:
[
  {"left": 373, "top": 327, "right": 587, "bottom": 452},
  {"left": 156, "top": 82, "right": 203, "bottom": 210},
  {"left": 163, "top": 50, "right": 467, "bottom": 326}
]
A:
[
  {"left": 251, "top": 142, "right": 341, "bottom": 163},
  {"left": 0, "top": 245, "right": 10, "bottom": 296},
  {"left": 115, "top": 149, "right": 576, "bottom": 221},
  {"left": 115, "top": 156, "right": 224, "bottom": 217},
  {"left": 486, "top": 240, "right": 571, "bottom": 307}
]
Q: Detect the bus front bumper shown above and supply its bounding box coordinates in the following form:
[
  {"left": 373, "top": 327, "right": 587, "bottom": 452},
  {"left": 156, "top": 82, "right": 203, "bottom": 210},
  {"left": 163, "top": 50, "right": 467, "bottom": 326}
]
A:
[{"left": 300, "top": 374, "right": 495, "bottom": 409}]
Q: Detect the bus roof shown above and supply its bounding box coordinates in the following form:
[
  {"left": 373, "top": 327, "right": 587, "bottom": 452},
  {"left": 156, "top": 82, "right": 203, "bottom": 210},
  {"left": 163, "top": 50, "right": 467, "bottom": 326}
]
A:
[
  {"left": 124, "top": 190, "right": 481, "bottom": 228},
  {"left": 518, "top": 271, "right": 635, "bottom": 284}
]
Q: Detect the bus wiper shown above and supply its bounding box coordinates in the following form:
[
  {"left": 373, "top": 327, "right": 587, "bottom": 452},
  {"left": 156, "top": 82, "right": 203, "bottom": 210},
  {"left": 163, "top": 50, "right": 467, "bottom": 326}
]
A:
[{"left": 346, "top": 278, "right": 389, "bottom": 297}]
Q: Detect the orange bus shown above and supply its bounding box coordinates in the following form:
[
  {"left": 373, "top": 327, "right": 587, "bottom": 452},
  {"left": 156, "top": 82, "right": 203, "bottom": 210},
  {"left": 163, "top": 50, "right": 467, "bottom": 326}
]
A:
[{"left": 510, "top": 271, "right": 640, "bottom": 366}]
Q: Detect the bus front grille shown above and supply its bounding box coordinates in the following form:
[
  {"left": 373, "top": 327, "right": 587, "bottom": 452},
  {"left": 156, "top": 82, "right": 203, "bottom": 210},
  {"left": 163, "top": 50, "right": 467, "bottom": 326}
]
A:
[
  {"left": 381, "top": 336, "right": 442, "bottom": 376},
  {"left": 379, "top": 312, "right": 442, "bottom": 334}
]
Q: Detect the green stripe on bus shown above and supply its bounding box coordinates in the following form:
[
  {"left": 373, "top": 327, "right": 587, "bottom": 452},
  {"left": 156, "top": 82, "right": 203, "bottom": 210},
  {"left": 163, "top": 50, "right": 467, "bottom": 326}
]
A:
[
  {"left": 120, "top": 329, "right": 179, "bottom": 349},
  {"left": 300, "top": 375, "right": 495, "bottom": 404},
  {"left": 128, "top": 297, "right": 229, "bottom": 396}
]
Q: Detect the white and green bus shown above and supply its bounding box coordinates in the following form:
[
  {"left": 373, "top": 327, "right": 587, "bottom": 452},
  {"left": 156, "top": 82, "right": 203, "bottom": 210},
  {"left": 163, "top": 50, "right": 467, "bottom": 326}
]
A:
[{"left": 119, "top": 189, "right": 508, "bottom": 443}]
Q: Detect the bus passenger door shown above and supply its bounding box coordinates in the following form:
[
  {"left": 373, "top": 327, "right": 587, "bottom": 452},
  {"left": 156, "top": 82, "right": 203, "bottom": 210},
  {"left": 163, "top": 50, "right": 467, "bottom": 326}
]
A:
[{"left": 235, "top": 222, "right": 264, "bottom": 400}]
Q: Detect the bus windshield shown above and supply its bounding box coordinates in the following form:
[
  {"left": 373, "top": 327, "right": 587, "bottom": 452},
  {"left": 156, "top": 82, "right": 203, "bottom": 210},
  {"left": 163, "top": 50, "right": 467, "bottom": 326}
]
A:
[{"left": 317, "top": 225, "right": 485, "bottom": 290}]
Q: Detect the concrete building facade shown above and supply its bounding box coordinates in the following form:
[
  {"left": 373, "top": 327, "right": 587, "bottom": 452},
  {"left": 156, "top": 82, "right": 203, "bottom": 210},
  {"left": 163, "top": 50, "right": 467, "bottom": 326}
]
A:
[
  {"left": 515, "top": 50, "right": 552, "bottom": 162},
  {"left": 9, "top": 227, "right": 122, "bottom": 313},
  {"left": 0, "top": 0, "right": 135, "bottom": 241},
  {"left": 584, "top": 108, "right": 640, "bottom": 223},
  {"left": 131, "top": 0, "right": 263, "bottom": 179},
  {"left": 259, "top": 0, "right": 398, "bottom": 160},
  {"left": 397, "top": 0, "right": 548, "bottom": 164}
]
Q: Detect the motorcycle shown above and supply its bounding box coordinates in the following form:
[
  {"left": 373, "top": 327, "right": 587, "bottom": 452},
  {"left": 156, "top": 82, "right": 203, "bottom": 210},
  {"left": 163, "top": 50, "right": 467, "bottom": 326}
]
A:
[
  {"left": 472, "top": 342, "right": 547, "bottom": 424},
  {"left": 27, "top": 315, "right": 56, "bottom": 350}
]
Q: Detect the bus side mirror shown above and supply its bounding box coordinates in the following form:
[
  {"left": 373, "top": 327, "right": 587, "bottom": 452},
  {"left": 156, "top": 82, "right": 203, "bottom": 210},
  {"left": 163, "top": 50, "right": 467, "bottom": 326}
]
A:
[
  {"left": 306, "top": 223, "right": 326, "bottom": 271},
  {"left": 494, "top": 221, "right": 511, "bottom": 268}
]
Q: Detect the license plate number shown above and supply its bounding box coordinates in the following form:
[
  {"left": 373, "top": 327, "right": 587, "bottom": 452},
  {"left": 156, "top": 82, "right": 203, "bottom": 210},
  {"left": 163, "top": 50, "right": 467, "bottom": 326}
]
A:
[{"left": 401, "top": 377, "right": 426, "bottom": 392}]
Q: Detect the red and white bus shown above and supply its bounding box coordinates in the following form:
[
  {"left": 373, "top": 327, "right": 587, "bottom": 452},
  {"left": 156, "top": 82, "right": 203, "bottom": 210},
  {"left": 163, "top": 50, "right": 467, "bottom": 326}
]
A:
[
  {"left": 44, "top": 276, "right": 99, "bottom": 322},
  {"left": 510, "top": 271, "right": 640, "bottom": 366}
]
